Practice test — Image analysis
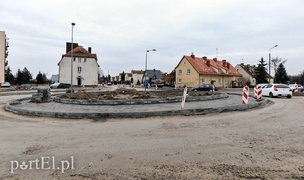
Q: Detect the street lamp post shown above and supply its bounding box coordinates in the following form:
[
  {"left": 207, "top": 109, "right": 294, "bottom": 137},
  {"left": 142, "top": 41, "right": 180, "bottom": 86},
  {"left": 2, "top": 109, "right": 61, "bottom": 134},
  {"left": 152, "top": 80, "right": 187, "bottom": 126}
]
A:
[
  {"left": 105, "top": 68, "right": 109, "bottom": 83},
  {"left": 70, "top": 22, "right": 76, "bottom": 96},
  {"left": 144, "top": 49, "right": 156, "bottom": 92},
  {"left": 268, "top": 45, "right": 277, "bottom": 83}
]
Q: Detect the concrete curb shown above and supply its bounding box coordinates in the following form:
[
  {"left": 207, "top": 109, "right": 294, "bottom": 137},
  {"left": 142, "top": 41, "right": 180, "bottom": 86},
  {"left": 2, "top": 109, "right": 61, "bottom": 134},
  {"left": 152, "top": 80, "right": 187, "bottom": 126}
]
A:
[{"left": 5, "top": 94, "right": 271, "bottom": 120}]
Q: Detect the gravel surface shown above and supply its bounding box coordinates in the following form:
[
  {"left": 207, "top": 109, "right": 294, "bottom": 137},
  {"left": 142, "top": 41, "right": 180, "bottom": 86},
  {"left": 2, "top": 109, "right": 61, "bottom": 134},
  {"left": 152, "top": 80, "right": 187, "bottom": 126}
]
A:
[{"left": 1, "top": 93, "right": 304, "bottom": 179}]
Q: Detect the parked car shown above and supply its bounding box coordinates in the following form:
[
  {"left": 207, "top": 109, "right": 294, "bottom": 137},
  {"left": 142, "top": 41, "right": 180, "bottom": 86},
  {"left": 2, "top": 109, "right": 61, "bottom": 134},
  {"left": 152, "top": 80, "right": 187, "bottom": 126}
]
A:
[
  {"left": 261, "top": 84, "right": 292, "bottom": 98},
  {"left": 255, "top": 83, "right": 268, "bottom": 89},
  {"left": 50, "top": 83, "right": 70, "bottom": 89},
  {"left": 1, "top": 82, "right": 10, "bottom": 87},
  {"left": 50, "top": 82, "right": 60, "bottom": 89},
  {"left": 19, "top": 84, "right": 31, "bottom": 90},
  {"left": 288, "top": 84, "right": 303, "bottom": 92},
  {"left": 191, "top": 84, "right": 217, "bottom": 94}
]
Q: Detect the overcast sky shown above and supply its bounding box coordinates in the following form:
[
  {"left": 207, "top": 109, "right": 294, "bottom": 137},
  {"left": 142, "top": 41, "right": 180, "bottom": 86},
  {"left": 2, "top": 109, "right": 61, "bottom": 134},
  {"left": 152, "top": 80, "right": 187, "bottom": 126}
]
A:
[{"left": 1, "top": 0, "right": 304, "bottom": 78}]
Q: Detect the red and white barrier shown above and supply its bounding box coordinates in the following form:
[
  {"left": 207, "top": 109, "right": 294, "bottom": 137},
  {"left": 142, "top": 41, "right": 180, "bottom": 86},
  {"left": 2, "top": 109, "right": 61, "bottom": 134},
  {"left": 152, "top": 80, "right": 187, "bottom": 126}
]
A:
[
  {"left": 255, "top": 85, "right": 262, "bottom": 101},
  {"left": 295, "top": 83, "right": 298, "bottom": 92},
  {"left": 181, "top": 86, "right": 187, "bottom": 109},
  {"left": 254, "top": 85, "right": 259, "bottom": 98},
  {"left": 98, "top": 84, "right": 103, "bottom": 90},
  {"left": 242, "top": 85, "right": 249, "bottom": 104}
]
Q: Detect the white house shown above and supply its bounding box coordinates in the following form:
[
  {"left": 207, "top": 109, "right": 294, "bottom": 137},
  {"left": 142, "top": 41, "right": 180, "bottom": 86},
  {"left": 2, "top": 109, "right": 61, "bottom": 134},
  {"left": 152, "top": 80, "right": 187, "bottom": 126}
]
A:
[
  {"left": 131, "top": 70, "right": 144, "bottom": 84},
  {"left": 58, "top": 42, "right": 99, "bottom": 86}
]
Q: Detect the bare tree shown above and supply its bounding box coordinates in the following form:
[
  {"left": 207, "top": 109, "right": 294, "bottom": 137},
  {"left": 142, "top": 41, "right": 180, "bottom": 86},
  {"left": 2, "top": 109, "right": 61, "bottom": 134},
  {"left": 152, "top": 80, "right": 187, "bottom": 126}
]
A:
[{"left": 272, "top": 56, "right": 287, "bottom": 76}]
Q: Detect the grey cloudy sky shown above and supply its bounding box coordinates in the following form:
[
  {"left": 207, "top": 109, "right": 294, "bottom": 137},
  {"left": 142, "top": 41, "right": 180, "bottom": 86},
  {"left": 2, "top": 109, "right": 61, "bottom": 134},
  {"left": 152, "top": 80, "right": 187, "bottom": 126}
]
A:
[{"left": 1, "top": 0, "right": 304, "bottom": 78}]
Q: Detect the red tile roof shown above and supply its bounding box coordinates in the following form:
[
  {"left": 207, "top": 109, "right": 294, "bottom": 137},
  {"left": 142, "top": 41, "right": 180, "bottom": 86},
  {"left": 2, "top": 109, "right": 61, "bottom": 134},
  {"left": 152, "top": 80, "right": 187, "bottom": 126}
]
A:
[
  {"left": 179, "top": 55, "right": 242, "bottom": 77},
  {"left": 62, "top": 46, "right": 97, "bottom": 59}
]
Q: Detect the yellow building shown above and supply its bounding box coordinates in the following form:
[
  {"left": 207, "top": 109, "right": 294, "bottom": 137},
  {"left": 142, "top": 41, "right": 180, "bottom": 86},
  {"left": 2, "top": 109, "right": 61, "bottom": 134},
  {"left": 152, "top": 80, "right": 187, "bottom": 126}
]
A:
[
  {"left": 0, "top": 31, "right": 9, "bottom": 83},
  {"left": 175, "top": 53, "right": 242, "bottom": 88}
]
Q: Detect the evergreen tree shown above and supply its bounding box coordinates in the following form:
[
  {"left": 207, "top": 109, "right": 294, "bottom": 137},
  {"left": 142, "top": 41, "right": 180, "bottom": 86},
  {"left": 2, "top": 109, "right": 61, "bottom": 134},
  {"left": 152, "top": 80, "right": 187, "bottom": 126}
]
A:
[
  {"left": 42, "top": 73, "right": 48, "bottom": 84},
  {"left": 121, "top": 71, "right": 125, "bottom": 83},
  {"left": 108, "top": 74, "right": 111, "bottom": 82},
  {"left": 15, "top": 67, "right": 33, "bottom": 84},
  {"left": 16, "top": 69, "right": 22, "bottom": 84},
  {"left": 275, "top": 63, "right": 289, "bottom": 84},
  {"left": 22, "top": 67, "right": 32, "bottom": 83},
  {"left": 36, "top": 71, "right": 44, "bottom": 84},
  {"left": 5, "top": 66, "right": 15, "bottom": 83},
  {"left": 254, "top": 57, "right": 269, "bottom": 84},
  {"left": 170, "top": 69, "right": 176, "bottom": 85}
]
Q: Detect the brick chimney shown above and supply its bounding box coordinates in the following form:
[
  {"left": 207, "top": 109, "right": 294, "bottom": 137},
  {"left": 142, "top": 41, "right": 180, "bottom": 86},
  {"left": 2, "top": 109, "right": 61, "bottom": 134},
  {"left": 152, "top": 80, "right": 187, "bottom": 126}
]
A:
[
  {"left": 213, "top": 58, "right": 217, "bottom": 62},
  {"left": 88, "top": 47, "right": 92, "bottom": 53},
  {"left": 203, "top": 56, "right": 207, "bottom": 60},
  {"left": 207, "top": 60, "right": 210, "bottom": 67},
  {"left": 190, "top": 52, "right": 195, "bottom": 59},
  {"left": 223, "top": 60, "right": 226, "bottom": 66}
]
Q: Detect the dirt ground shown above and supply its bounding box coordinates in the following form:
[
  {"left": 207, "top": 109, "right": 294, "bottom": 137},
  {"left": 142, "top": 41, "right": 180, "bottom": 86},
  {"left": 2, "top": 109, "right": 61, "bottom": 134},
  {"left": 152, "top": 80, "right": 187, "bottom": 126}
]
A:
[
  {"left": 1, "top": 94, "right": 304, "bottom": 179},
  {"left": 61, "top": 89, "right": 209, "bottom": 100}
]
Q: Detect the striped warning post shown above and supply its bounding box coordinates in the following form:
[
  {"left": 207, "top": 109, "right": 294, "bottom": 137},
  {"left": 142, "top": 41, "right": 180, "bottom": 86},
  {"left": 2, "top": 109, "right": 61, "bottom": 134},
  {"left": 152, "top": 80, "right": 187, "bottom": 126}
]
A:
[
  {"left": 242, "top": 85, "right": 249, "bottom": 104},
  {"left": 295, "top": 83, "right": 298, "bottom": 92},
  {"left": 256, "top": 86, "right": 262, "bottom": 101},
  {"left": 181, "top": 86, "right": 188, "bottom": 109}
]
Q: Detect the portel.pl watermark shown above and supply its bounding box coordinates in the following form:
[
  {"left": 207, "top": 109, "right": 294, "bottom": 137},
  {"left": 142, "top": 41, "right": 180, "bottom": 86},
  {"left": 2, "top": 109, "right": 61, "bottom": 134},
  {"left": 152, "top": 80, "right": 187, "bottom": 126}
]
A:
[{"left": 10, "top": 156, "right": 74, "bottom": 173}]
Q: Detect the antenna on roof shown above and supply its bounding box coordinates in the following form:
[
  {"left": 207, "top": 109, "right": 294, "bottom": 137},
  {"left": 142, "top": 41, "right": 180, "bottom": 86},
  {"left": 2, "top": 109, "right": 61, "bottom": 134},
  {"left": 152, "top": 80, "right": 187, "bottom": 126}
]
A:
[{"left": 216, "top": 48, "right": 218, "bottom": 59}]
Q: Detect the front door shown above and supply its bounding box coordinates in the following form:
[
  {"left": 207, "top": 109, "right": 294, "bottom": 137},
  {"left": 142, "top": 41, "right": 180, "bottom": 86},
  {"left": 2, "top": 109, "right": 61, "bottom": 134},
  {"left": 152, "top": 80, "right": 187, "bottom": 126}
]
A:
[{"left": 77, "top": 77, "right": 82, "bottom": 86}]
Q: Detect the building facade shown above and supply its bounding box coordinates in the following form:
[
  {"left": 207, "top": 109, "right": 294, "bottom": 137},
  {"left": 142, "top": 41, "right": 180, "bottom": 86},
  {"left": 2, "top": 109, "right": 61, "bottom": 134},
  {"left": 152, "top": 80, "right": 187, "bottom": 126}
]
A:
[
  {"left": 58, "top": 42, "right": 99, "bottom": 86},
  {"left": 131, "top": 70, "right": 144, "bottom": 84},
  {"left": 235, "top": 63, "right": 256, "bottom": 86},
  {"left": 175, "top": 54, "right": 242, "bottom": 88},
  {"left": 235, "top": 63, "right": 274, "bottom": 86},
  {"left": 0, "top": 31, "right": 9, "bottom": 83}
]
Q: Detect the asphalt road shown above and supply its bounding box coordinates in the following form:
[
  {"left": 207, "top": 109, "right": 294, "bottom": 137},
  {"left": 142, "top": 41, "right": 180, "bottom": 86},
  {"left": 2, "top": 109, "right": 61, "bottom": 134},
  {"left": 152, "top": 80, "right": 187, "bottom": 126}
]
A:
[{"left": 1, "top": 92, "right": 304, "bottom": 179}]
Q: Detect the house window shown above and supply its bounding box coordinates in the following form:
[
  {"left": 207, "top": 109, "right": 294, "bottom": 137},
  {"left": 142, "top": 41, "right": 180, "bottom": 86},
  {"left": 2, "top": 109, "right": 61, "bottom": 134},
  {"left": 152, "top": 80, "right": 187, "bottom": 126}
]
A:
[
  {"left": 78, "top": 57, "right": 81, "bottom": 62},
  {"left": 187, "top": 69, "right": 190, "bottom": 75},
  {"left": 219, "top": 78, "right": 222, "bottom": 84},
  {"left": 78, "top": 67, "right": 82, "bottom": 73},
  {"left": 178, "top": 78, "right": 182, "bottom": 83},
  {"left": 84, "top": 58, "right": 87, "bottom": 62},
  {"left": 201, "top": 79, "right": 205, "bottom": 83},
  {"left": 73, "top": 57, "right": 76, "bottom": 62},
  {"left": 178, "top": 70, "right": 182, "bottom": 75}
]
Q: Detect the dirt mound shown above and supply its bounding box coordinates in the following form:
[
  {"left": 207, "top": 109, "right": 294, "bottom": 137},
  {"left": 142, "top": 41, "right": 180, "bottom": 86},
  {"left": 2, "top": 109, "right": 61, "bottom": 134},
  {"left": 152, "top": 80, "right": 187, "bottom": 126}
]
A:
[{"left": 61, "top": 89, "right": 181, "bottom": 100}]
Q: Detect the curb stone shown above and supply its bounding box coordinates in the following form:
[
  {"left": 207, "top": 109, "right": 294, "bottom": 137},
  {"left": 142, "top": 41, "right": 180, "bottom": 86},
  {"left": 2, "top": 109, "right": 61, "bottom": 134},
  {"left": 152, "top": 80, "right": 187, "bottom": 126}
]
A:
[{"left": 4, "top": 94, "right": 270, "bottom": 120}]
